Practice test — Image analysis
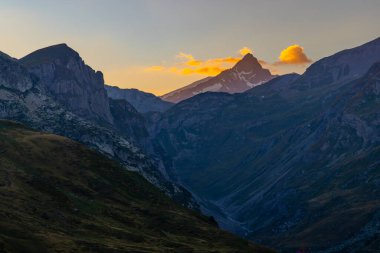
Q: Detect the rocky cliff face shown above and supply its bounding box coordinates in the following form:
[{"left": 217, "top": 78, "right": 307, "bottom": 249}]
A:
[
  {"left": 151, "top": 37, "right": 380, "bottom": 251},
  {"left": 19, "top": 44, "right": 113, "bottom": 124},
  {"left": 0, "top": 51, "right": 34, "bottom": 93},
  {"left": 0, "top": 49, "right": 199, "bottom": 211},
  {"left": 161, "top": 53, "right": 275, "bottom": 103}
]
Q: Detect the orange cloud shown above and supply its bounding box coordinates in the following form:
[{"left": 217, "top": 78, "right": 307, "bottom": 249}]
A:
[
  {"left": 145, "top": 65, "right": 165, "bottom": 71},
  {"left": 177, "top": 52, "right": 241, "bottom": 67},
  {"left": 239, "top": 46, "right": 253, "bottom": 56},
  {"left": 277, "top": 44, "right": 312, "bottom": 65},
  {"left": 207, "top": 57, "right": 240, "bottom": 64},
  {"left": 145, "top": 45, "right": 310, "bottom": 76},
  {"left": 145, "top": 48, "right": 253, "bottom": 76},
  {"left": 177, "top": 52, "right": 202, "bottom": 66},
  {"left": 146, "top": 66, "right": 226, "bottom": 76},
  {"left": 181, "top": 66, "right": 225, "bottom": 75}
]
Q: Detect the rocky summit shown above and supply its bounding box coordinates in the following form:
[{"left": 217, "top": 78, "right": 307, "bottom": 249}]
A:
[
  {"left": 161, "top": 53, "right": 275, "bottom": 103},
  {"left": 20, "top": 44, "right": 113, "bottom": 124}
]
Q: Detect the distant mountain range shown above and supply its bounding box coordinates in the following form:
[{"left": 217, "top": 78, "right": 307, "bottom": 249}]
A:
[
  {"left": 161, "top": 53, "right": 275, "bottom": 103},
  {"left": 105, "top": 85, "right": 173, "bottom": 113},
  {"left": 150, "top": 37, "right": 380, "bottom": 251}
]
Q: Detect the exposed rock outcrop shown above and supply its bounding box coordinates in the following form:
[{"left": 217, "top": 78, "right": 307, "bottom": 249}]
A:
[{"left": 20, "top": 44, "right": 113, "bottom": 124}]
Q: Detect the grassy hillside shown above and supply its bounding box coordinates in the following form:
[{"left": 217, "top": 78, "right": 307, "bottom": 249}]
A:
[{"left": 0, "top": 120, "right": 273, "bottom": 253}]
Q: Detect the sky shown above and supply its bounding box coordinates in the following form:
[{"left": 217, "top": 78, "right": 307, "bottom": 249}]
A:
[{"left": 0, "top": 0, "right": 379, "bottom": 95}]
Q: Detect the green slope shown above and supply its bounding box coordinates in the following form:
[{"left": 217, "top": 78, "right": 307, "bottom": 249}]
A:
[{"left": 0, "top": 120, "right": 273, "bottom": 253}]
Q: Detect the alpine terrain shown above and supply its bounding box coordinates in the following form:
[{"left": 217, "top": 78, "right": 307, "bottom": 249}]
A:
[{"left": 2, "top": 1, "right": 380, "bottom": 253}]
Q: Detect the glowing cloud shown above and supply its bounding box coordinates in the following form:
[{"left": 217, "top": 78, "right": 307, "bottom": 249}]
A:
[
  {"left": 145, "top": 65, "right": 165, "bottom": 71},
  {"left": 239, "top": 46, "right": 253, "bottom": 56},
  {"left": 181, "top": 66, "right": 225, "bottom": 76},
  {"left": 277, "top": 44, "right": 312, "bottom": 65},
  {"left": 145, "top": 49, "right": 251, "bottom": 76},
  {"left": 146, "top": 65, "right": 226, "bottom": 76},
  {"left": 177, "top": 52, "right": 202, "bottom": 66},
  {"left": 207, "top": 57, "right": 240, "bottom": 64},
  {"left": 144, "top": 45, "right": 310, "bottom": 77}
]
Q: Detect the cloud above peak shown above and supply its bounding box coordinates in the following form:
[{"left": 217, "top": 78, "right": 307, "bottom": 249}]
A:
[
  {"left": 177, "top": 52, "right": 202, "bottom": 66},
  {"left": 145, "top": 47, "right": 253, "bottom": 76},
  {"left": 239, "top": 47, "right": 253, "bottom": 56},
  {"left": 277, "top": 44, "right": 312, "bottom": 65},
  {"left": 145, "top": 45, "right": 312, "bottom": 76}
]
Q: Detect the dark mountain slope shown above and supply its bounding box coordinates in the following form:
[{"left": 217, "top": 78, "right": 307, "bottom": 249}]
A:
[
  {"left": 109, "top": 98, "right": 149, "bottom": 146},
  {"left": 0, "top": 120, "right": 273, "bottom": 253},
  {"left": 151, "top": 38, "right": 380, "bottom": 251}
]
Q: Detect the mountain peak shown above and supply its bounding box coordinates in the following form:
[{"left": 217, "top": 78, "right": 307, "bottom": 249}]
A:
[
  {"left": 241, "top": 52, "right": 255, "bottom": 60},
  {"left": 20, "top": 43, "right": 80, "bottom": 67},
  {"left": 161, "top": 53, "right": 274, "bottom": 103},
  {"left": 233, "top": 53, "right": 263, "bottom": 72},
  {"left": 19, "top": 43, "right": 114, "bottom": 124}
]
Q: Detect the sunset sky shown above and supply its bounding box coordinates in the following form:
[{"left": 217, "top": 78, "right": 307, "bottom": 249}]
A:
[{"left": 1, "top": 0, "right": 379, "bottom": 95}]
